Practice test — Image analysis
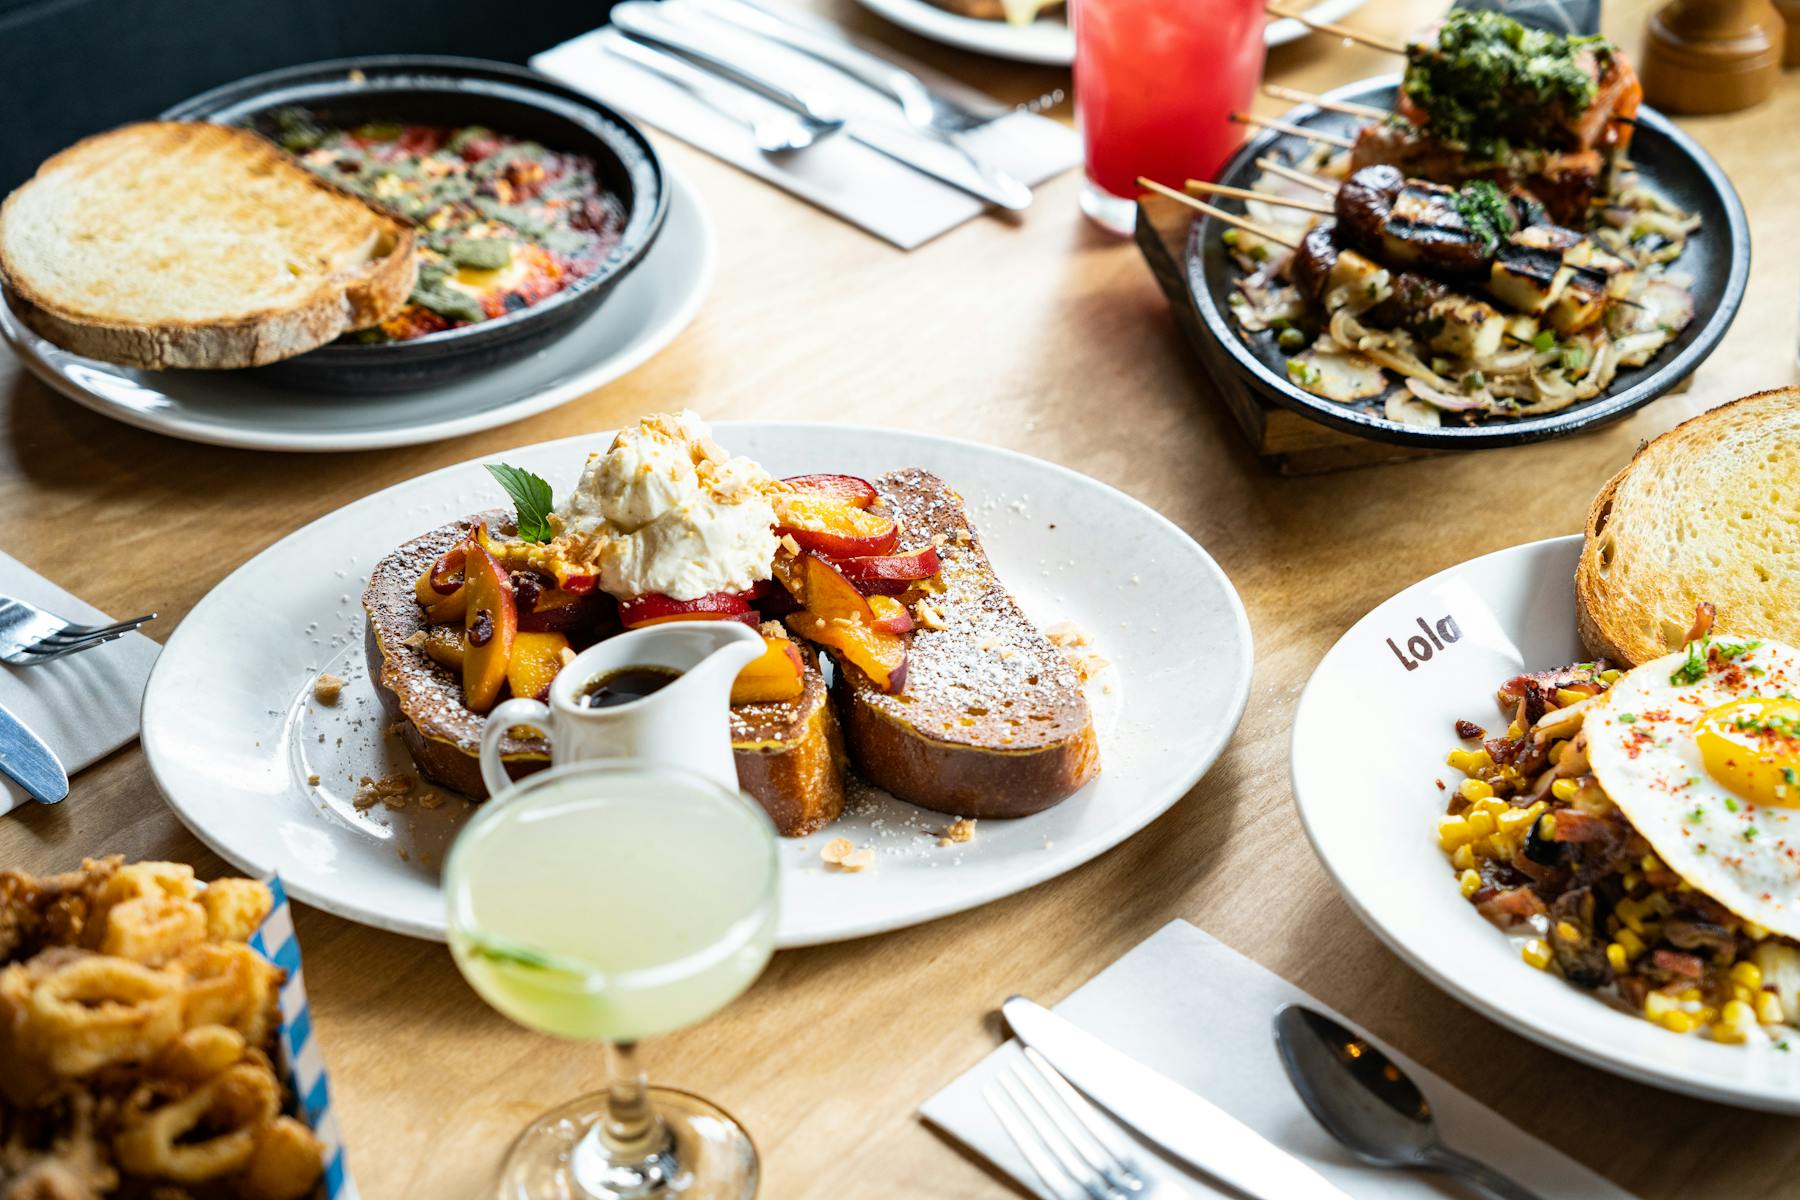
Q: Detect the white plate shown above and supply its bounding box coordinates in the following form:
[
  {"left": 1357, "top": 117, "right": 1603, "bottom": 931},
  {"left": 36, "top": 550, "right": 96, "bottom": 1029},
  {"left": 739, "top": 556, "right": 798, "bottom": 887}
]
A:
[
  {"left": 142, "top": 423, "right": 1253, "bottom": 947},
  {"left": 0, "top": 170, "right": 714, "bottom": 453},
  {"left": 1293, "top": 536, "right": 1800, "bottom": 1112},
  {"left": 849, "top": 0, "right": 1366, "bottom": 65}
]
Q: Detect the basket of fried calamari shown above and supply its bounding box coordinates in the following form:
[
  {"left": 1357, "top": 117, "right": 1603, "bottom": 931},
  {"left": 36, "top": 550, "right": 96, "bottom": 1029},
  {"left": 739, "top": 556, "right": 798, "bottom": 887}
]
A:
[{"left": 0, "top": 857, "right": 342, "bottom": 1200}]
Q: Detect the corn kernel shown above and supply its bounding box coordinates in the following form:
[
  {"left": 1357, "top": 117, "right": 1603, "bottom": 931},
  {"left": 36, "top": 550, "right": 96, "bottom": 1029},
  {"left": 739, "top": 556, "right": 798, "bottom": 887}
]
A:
[
  {"left": 1460, "top": 778, "right": 1495, "bottom": 802},
  {"left": 1537, "top": 813, "right": 1556, "bottom": 839},
  {"left": 1466, "top": 811, "right": 1497, "bottom": 839},
  {"left": 1552, "top": 778, "right": 1580, "bottom": 802},
  {"left": 1622, "top": 871, "right": 1643, "bottom": 892},
  {"left": 1679, "top": 987, "right": 1703, "bottom": 1004},
  {"left": 1459, "top": 869, "right": 1482, "bottom": 898},
  {"left": 1758, "top": 991, "right": 1785, "bottom": 1025},
  {"left": 1600, "top": 668, "right": 1621, "bottom": 683},
  {"left": 1698, "top": 1005, "right": 1718, "bottom": 1025},
  {"left": 1485, "top": 835, "right": 1511, "bottom": 861},
  {"left": 1474, "top": 797, "right": 1508, "bottom": 818},
  {"left": 1744, "top": 920, "right": 1772, "bottom": 941},
  {"left": 1617, "top": 928, "right": 1646, "bottom": 958},
  {"left": 1438, "top": 816, "right": 1472, "bottom": 850},
  {"left": 1507, "top": 720, "right": 1524, "bottom": 739},
  {"left": 1733, "top": 984, "right": 1755, "bottom": 1005},
  {"left": 1722, "top": 999, "right": 1755, "bottom": 1028},
  {"left": 1446, "top": 748, "right": 1492, "bottom": 774},
  {"left": 1606, "top": 943, "right": 1628, "bottom": 972},
  {"left": 1730, "top": 961, "right": 1763, "bottom": 990},
  {"left": 1549, "top": 740, "right": 1569, "bottom": 764},
  {"left": 1640, "top": 852, "right": 1666, "bottom": 874},
  {"left": 1451, "top": 844, "right": 1476, "bottom": 871},
  {"left": 1496, "top": 808, "right": 1535, "bottom": 834},
  {"left": 1713, "top": 1017, "right": 1749, "bottom": 1044},
  {"left": 1555, "top": 688, "right": 1590, "bottom": 707},
  {"left": 1522, "top": 939, "right": 1553, "bottom": 970},
  {"left": 1661, "top": 1011, "right": 1696, "bottom": 1034},
  {"left": 1645, "top": 991, "right": 1676, "bottom": 1020},
  {"left": 1555, "top": 920, "right": 1581, "bottom": 943}
]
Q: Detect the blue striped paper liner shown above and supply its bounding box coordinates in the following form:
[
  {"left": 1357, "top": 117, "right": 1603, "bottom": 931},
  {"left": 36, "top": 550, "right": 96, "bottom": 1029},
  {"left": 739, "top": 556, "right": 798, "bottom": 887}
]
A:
[{"left": 248, "top": 876, "right": 359, "bottom": 1200}]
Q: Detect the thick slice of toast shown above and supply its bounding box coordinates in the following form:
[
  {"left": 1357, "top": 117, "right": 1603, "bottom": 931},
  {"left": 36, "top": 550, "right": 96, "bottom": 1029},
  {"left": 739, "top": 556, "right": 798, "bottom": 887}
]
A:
[
  {"left": 0, "top": 122, "right": 416, "bottom": 369},
  {"left": 363, "top": 514, "right": 845, "bottom": 835},
  {"left": 830, "top": 469, "right": 1100, "bottom": 818},
  {"left": 1576, "top": 387, "right": 1800, "bottom": 665}
]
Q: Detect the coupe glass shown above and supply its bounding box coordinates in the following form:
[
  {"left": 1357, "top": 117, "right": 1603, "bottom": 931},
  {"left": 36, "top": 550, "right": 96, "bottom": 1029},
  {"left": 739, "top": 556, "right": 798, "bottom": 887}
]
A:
[
  {"left": 1071, "top": 0, "right": 1267, "bottom": 234},
  {"left": 445, "top": 760, "right": 780, "bottom": 1199}
]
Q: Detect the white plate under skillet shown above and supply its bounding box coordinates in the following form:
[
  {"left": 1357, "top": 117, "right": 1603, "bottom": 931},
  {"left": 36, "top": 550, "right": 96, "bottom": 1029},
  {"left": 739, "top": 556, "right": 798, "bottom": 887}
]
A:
[
  {"left": 848, "top": 0, "right": 1366, "bottom": 66},
  {"left": 141, "top": 423, "right": 1253, "bottom": 947},
  {"left": 0, "top": 169, "right": 713, "bottom": 454},
  {"left": 1293, "top": 536, "right": 1800, "bottom": 1112}
]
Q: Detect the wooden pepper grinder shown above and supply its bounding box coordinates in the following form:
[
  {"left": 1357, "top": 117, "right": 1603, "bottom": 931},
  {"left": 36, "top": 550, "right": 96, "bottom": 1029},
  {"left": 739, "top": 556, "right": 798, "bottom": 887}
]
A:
[{"left": 1640, "top": 0, "right": 1786, "bottom": 113}]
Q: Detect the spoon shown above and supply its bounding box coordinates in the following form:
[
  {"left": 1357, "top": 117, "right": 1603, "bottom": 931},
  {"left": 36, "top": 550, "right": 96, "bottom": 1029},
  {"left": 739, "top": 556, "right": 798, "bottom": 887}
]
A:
[{"left": 1272, "top": 1005, "right": 1544, "bottom": 1200}]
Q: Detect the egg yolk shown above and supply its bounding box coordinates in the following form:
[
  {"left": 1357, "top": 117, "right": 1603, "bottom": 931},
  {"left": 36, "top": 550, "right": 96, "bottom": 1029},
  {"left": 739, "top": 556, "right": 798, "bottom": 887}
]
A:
[{"left": 1696, "top": 697, "right": 1800, "bottom": 808}]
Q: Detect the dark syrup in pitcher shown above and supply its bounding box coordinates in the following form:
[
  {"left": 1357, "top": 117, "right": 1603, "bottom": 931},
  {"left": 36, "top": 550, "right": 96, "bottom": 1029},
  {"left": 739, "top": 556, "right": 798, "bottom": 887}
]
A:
[{"left": 576, "top": 666, "right": 682, "bottom": 708}]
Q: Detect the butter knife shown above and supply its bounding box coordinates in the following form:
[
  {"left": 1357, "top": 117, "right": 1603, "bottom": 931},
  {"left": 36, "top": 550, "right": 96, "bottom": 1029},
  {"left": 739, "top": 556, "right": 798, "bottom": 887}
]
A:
[
  {"left": 611, "top": 1, "right": 1030, "bottom": 211},
  {"left": 1002, "top": 997, "right": 1355, "bottom": 1200},
  {"left": 0, "top": 698, "right": 68, "bottom": 805},
  {"left": 686, "top": 0, "right": 1031, "bottom": 204}
]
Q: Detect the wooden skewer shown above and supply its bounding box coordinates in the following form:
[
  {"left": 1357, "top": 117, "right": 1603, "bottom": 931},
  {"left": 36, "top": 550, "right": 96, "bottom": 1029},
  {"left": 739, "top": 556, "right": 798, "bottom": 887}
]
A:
[
  {"left": 1265, "top": 3, "right": 1407, "bottom": 54},
  {"left": 1262, "top": 83, "right": 1389, "bottom": 121},
  {"left": 1232, "top": 111, "right": 1355, "bottom": 150},
  {"left": 1185, "top": 179, "right": 1334, "bottom": 216},
  {"left": 1136, "top": 178, "right": 1301, "bottom": 249},
  {"left": 1255, "top": 156, "right": 1340, "bottom": 194}
]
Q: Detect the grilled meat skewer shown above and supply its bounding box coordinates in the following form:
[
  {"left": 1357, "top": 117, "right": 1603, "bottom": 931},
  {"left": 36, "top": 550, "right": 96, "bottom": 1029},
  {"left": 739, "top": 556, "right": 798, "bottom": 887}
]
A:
[{"left": 1290, "top": 225, "right": 1505, "bottom": 361}]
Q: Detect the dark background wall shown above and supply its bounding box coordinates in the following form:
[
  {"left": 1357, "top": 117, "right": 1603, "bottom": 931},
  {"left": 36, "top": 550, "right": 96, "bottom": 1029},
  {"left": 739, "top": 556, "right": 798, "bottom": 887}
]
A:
[{"left": 0, "top": 0, "right": 609, "bottom": 189}]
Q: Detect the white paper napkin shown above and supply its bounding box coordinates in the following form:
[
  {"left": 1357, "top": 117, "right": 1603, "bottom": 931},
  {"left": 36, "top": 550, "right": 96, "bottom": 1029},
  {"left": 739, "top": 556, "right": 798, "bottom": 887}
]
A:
[
  {"left": 531, "top": 12, "right": 1082, "bottom": 249},
  {"left": 0, "top": 550, "right": 160, "bottom": 812},
  {"left": 922, "top": 920, "right": 1635, "bottom": 1199}
]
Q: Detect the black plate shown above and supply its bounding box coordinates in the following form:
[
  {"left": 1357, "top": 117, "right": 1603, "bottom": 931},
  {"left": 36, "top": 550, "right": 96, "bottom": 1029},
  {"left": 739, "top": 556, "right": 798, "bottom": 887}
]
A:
[
  {"left": 1186, "top": 76, "right": 1750, "bottom": 449},
  {"left": 163, "top": 56, "right": 667, "bottom": 393}
]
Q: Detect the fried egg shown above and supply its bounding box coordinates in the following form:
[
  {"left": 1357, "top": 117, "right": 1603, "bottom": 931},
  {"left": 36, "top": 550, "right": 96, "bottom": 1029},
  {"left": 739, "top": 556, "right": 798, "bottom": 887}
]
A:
[{"left": 1588, "top": 638, "right": 1800, "bottom": 939}]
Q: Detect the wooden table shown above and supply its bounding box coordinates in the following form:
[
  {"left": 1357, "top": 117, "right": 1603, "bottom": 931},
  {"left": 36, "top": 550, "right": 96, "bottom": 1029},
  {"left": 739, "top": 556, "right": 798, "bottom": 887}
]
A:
[{"left": 3, "top": 2, "right": 1798, "bottom": 1196}]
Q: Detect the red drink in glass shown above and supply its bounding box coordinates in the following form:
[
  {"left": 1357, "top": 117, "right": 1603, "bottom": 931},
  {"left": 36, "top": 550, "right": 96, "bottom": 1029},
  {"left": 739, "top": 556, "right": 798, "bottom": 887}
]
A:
[{"left": 1071, "top": 0, "right": 1267, "bottom": 234}]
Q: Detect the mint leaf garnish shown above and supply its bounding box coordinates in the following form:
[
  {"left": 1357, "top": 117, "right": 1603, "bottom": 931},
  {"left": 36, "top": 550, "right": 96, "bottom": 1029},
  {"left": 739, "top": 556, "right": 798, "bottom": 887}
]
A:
[{"left": 486, "top": 463, "right": 555, "bottom": 543}]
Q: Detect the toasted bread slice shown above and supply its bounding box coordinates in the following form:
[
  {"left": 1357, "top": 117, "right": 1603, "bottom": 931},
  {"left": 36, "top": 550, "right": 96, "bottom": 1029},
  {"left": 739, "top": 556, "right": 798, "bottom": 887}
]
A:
[
  {"left": 1577, "top": 387, "right": 1800, "bottom": 665},
  {"left": 829, "top": 469, "right": 1100, "bottom": 818},
  {"left": 0, "top": 122, "right": 416, "bottom": 369},
  {"left": 925, "top": 0, "right": 1063, "bottom": 19},
  {"left": 363, "top": 514, "right": 845, "bottom": 835}
]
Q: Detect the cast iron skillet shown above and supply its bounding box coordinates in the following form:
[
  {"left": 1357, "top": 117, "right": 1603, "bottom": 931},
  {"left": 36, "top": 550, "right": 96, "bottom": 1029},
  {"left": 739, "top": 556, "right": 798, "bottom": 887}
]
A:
[
  {"left": 1186, "top": 76, "right": 1750, "bottom": 449},
  {"left": 163, "top": 56, "right": 667, "bottom": 393}
]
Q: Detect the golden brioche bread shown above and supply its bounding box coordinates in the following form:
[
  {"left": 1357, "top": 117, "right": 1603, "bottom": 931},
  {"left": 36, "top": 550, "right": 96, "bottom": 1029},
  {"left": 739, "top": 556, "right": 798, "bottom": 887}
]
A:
[
  {"left": 363, "top": 513, "right": 845, "bottom": 835},
  {"left": 830, "top": 470, "right": 1100, "bottom": 818},
  {"left": 0, "top": 122, "right": 415, "bottom": 369},
  {"left": 1577, "top": 387, "right": 1800, "bottom": 665}
]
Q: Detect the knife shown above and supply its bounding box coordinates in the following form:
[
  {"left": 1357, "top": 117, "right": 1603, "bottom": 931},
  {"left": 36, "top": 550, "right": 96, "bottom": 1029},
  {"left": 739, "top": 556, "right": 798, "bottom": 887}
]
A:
[
  {"left": 610, "top": 2, "right": 1030, "bottom": 211},
  {"left": 1002, "top": 997, "right": 1355, "bottom": 1200},
  {"left": 685, "top": 0, "right": 1032, "bottom": 208},
  {"left": 0, "top": 698, "right": 69, "bottom": 805}
]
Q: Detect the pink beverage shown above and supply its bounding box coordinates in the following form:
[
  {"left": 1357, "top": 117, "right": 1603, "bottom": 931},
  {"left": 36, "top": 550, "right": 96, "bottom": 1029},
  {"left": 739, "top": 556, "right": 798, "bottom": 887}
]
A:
[{"left": 1071, "top": 0, "right": 1267, "bottom": 234}]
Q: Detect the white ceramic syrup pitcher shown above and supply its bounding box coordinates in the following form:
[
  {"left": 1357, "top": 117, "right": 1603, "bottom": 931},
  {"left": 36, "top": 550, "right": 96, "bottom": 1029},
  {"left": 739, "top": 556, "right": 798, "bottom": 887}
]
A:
[{"left": 478, "top": 620, "right": 765, "bottom": 797}]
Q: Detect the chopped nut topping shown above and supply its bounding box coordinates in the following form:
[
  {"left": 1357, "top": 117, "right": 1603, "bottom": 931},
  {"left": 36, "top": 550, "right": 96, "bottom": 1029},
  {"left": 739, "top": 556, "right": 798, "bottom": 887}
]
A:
[
  {"left": 759, "top": 620, "right": 789, "bottom": 639},
  {"left": 401, "top": 630, "right": 429, "bottom": 649},
  {"left": 312, "top": 673, "right": 345, "bottom": 705},
  {"left": 939, "top": 818, "right": 977, "bottom": 847},
  {"left": 416, "top": 790, "right": 445, "bottom": 810},
  {"left": 913, "top": 600, "right": 948, "bottom": 631},
  {"left": 840, "top": 847, "right": 875, "bottom": 871},
  {"left": 821, "top": 837, "right": 854, "bottom": 865},
  {"left": 1044, "top": 620, "right": 1089, "bottom": 649},
  {"left": 931, "top": 532, "right": 949, "bottom": 547},
  {"left": 954, "top": 529, "right": 972, "bottom": 545},
  {"left": 779, "top": 534, "right": 803, "bottom": 556},
  {"left": 306, "top": 774, "right": 321, "bottom": 786},
  {"left": 353, "top": 773, "right": 415, "bottom": 810}
]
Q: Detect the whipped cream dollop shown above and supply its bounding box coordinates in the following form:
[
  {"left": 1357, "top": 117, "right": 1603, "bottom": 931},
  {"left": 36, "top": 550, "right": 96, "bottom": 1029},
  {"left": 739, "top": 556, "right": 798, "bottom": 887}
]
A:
[{"left": 557, "top": 411, "right": 779, "bottom": 601}]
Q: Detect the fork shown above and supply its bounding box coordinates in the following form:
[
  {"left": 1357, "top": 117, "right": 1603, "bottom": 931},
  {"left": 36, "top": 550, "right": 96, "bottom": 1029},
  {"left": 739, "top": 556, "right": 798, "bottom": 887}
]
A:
[
  {"left": 986, "top": 1046, "right": 1174, "bottom": 1199},
  {"left": 0, "top": 596, "right": 156, "bottom": 666}
]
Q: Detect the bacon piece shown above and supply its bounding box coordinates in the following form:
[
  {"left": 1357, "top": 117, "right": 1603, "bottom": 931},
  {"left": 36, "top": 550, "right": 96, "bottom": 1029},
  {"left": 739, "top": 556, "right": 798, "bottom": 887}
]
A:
[
  {"left": 1475, "top": 887, "right": 1548, "bottom": 924},
  {"left": 1683, "top": 601, "right": 1716, "bottom": 646},
  {"left": 1651, "top": 949, "right": 1705, "bottom": 980},
  {"left": 1497, "top": 662, "right": 1609, "bottom": 724}
]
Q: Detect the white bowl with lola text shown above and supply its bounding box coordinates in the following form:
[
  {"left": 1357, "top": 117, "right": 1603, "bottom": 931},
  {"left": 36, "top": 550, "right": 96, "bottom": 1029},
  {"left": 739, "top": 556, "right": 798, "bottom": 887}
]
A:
[{"left": 1293, "top": 535, "right": 1800, "bottom": 1112}]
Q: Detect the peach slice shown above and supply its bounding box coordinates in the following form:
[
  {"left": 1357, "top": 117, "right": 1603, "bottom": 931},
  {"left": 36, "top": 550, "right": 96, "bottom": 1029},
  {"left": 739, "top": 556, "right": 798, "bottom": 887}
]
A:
[
  {"left": 730, "top": 636, "right": 805, "bottom": 705},
  {"left": 781, "top": 474, "right": 879, "bottom": 507},
  {"left": 836, "top": 547, "right": 941, "bottom": 595},
  {"left": 462, "top": 543, "right": 517, "bottom": 713},
  {"left": 867, "top": 595, "right": 915, "bottom": 634},
  {"left": 414, "top": 543, "right": 467, "bottom": 607},
  {"left": 775, "top": 495, "right": 899, "bottom": 559},
  {"left": 514, "top": 573, "right": 609, "bottom": 634},
  {"left": 619, "top": 591, "right": 755, "bottom": 629},
  {"left": 786, "top": 612, "right": 908, "bottom": 693},
  {"left": 507, "top": 631, "right": 571, "bottom": 703},
  {"left": 774, "top": 552, "right": 873, "bottom": 624},
  {"left": 424, "top": 625, "right": 465, "bottom": 671}
]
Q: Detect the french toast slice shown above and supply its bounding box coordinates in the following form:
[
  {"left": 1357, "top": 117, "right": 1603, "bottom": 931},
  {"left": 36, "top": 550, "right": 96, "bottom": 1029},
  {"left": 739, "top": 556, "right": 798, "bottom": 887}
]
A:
[
  {"left": 363, "top": 513, "right": 846, "bottom": 835},
  {"left": 1576, "top": 386, "right": 1800, "bottom": 666},
  {"left": 829, "top": 469, "right": 1100, "bottom": 818},
  {"left": 0, "top": 122, "right": 416, "bottom": 369}
]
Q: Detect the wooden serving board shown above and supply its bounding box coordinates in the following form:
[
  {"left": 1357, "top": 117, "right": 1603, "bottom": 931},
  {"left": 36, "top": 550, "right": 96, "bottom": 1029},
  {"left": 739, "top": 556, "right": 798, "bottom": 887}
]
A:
[{"left": 1133, "top": 192, "right": 1443, "bottom": 475}]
